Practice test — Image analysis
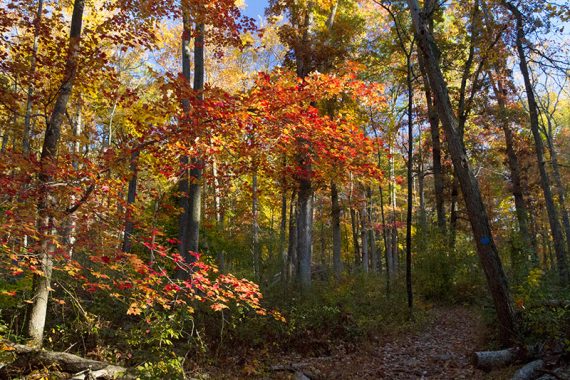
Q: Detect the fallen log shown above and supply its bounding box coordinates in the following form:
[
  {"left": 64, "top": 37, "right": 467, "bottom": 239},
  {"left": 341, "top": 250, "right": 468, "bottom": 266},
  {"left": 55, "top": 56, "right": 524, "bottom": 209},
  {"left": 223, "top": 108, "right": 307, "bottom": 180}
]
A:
[
  {"left": 472, "top": 347, "right": 523, "bottom": 371},
  {"left": 536, "top": 368, "right": 566, "bottom": 380},
  {"left": 512, "top": 360, "right": 544, "bottom": 380},
  {"left": 2, "top": 343, "right": 133, "bottom": 379},
  {"left": 270, "top": 363, "right": 319, "bottom": 379}
]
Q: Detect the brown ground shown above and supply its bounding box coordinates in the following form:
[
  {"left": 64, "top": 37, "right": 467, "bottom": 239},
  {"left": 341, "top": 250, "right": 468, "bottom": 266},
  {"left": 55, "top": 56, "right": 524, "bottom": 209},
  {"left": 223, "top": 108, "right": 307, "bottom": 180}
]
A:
[{"left": 267, "top": 306, "right": 489, "bottom": 379}]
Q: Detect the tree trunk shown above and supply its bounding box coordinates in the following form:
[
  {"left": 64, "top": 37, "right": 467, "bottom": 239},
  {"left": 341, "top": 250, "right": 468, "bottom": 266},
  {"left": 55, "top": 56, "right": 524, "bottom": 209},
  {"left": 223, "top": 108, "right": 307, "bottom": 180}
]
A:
[
  {"left": 180, "top": 23, "right": 205, "bottom": 269},
  {"left": 380, "top": 184, "right": 390, "bottom": 293},
  {"left": 544, "top": 126, "right": 570, "bottom": 264},
  {"left": 350, "top": 207, "right": 360, "bottom": 267},
  {"left": 212, "top": 157, "right": 225, "bottom": 270},
  {"left": 407, "top": 0, "right": 516, "bottom": 343},
  {"left": 26, "top": 0, "right": 85, "bottom": 347},
  {"left": 252, "top": 169, "right": 260, "bottom": 281},
  {"left": 279, "top": 186, "right": 288, "bottom": 281},
  {"left": 122, "top": 150, "right": 139, "bottom": 253},
  {"left": 505, "top": 1, "right": 568, "bottom": 283},
  {"left": 472, "top": 347, "right": 521, "bottom": 371},
  {"left": 212, "top": 157, "right": 222, "bottom": 226},
  {"left": 331, "top": 181, "right": 343, "bottom": 279},
  {"left": 360, "top": 203, "right": 369, "bottom": 273},
  {"left": 450, "top": 174, "right": 459, "bottom": 248},
  {"left": 178, "top": 8, "right": 191, "bottom": 259},
  {"left": 489, "top": 71, "right": 536, "bottom": 261},
  {"left": 419, "top": 49, "right": 446, "bottom": 233},
  {"left": 294, "top": 4, "right": 314, "bottom": 290},
  {"left": 286, "top": 190, "right": 297, "bottom": 283},
  {"left": 417, "top": 141, "right": 427, "bottom": 233},
  {"left": 297, "top": 175, "right": 313, "bottom": 288},
  {"left": 22, "top": 0, "right": 43, "bottom": 155},
  {"left": 405, "top": 56, "right": 414, "bottom": 319},
  {"left": 60, "top": 104, "right": 82, "bottom": 257},
  {"left": 367, "top": 187, "right": 379, "bottom": 273},
  {"left": 389, "top": 146, "right": 398, "bottom": 276}
]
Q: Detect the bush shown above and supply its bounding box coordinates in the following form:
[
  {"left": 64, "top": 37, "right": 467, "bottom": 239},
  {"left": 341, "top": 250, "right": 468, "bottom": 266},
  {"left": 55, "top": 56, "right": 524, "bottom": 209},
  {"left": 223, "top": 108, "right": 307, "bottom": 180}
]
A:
[{"left": 414, "top": 230, "right": 485, "bottom": 303}]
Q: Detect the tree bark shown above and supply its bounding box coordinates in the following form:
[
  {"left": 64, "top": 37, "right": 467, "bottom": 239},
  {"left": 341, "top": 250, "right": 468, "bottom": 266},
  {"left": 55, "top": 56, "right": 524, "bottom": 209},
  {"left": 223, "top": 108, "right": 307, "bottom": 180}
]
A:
[
  {"left": 122, "top": 150, "right": 139, "bottom": 253},
  {"left": 543, "top": 122, "right": 570, "bottom": 265},
  {"left": 360, "top": 202, "right": 369, "bottom": 273},
  {"left": 417, "top": 5, "right": 445, "bottom": 234},
  {"left": 26, "top": 0, "right": 85, "bottom": 347},
  {"left": 331, "top": 181, "right": 343, "bottom": 279},
  {"left": 504, "top": 1, "right": 568, "bottom": 283},
  {"left": 350, "top": 207, "right": 360, "bottom": 267},
  {"left": 512, "top": 360, "right": 544, "bottom": 380},
  {"left": 367, "top": 187, "right": 379, "bottom": 273},
  {"left": 379, "top": 184, "right": 390, "bottom": 293},
  {"left": 407, "top": 0, "right": 516, "bottom": 343},
  {"left": 177, "top": 8, "right": 191, "bottom": 260},
  {"left": 472, "top": 347, "right": 521, "bottom": 371},
  {"left": 60, "top": 103, "right": 82, "bottom": 257},
  {"left": 22, "top": 0, "right": 43, "bottom": 155},
  {"left": 252, "top": 169, "right": 260, "bottom": 281},
  {"left": 489, "top": 71, "right": 536, "bottom": 260},
  {"left": 297, "top": 174, "right": 313, "bottom": 288},
  {"left": 405, "top": 55, "right": 414, "bottom": 319},
  {"left": 4, "top": 343, "right": 133, "bottom": 379},
  {"left": 294, "top": 3, "right": 314, "bottom": 290},
  {"left": 279, "top": 185, "right": 288, "bottom": 281},
  {"left": 286, "top": 190, "right": 297, "bottom": 283},
  {"left": 180, "top": 23, "right": 205, "bottom": 269}
]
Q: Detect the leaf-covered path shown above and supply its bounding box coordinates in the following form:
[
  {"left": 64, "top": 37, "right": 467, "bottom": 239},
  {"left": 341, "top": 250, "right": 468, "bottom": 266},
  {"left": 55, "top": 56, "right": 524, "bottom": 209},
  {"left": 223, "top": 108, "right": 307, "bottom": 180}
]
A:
[{"left": 273, "top": 306, "right": 488, "bottom": 379}]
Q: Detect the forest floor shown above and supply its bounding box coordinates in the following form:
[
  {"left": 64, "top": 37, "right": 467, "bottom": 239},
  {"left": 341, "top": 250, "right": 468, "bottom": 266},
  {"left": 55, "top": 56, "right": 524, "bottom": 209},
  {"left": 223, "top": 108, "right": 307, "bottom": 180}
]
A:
[{"left": 252, "top": 305, "right": 497, "bottom": 379}]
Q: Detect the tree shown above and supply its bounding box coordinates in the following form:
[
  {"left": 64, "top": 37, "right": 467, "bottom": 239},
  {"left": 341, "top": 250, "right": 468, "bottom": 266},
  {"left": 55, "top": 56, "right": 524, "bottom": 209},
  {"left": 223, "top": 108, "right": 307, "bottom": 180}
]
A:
[
  {"left": 503, "top": 1, "right": 569, "bottom": 283},
  {"left": 26, "top": 0, "right": 85, "bottom": 347},
  {"left": 406, "top": 0, "right": 516, "bottom": 343}
]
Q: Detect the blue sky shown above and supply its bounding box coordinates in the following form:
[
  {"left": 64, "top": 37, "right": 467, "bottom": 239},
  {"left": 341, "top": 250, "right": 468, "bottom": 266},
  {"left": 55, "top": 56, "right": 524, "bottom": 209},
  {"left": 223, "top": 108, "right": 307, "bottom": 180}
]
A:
[{"left": 243, "top": 0, "right": 269, "bottom": 20}]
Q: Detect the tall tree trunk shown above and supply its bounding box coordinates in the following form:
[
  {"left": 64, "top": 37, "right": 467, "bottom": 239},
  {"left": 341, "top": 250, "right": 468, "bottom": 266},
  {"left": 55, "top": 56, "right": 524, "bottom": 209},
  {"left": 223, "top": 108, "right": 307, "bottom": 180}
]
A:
[
  {"left": 122, "top": 150, "right": 139, "bottom": 253},
  {"left": 294, "top": 3, "right": 314, "bottom": 290},
  {"left": 286, "top": 190, "right": 297, "bottom": 283},
  {"left": 489, "top": 72, "right": 536, "bottom": 261},
  {"left": 417, "top": 9, "right": 445, "bottom": 233},
  {"left": 178, "top": 9, "right": 191, "bottom": 259},
  {"left": 297, "top": 175, "right": 313, "bottom": 288},
  {"left": 60, "top": 103, "right": 82, "bottom": 257},
  {"left": 450, "top": 175, "right": 459, "bottom": 248},
  {"left": 417, "top": 140, "right": 427, "bottom": 233},
  {"left": 379, "top": 184, "right": 390, "bottom": 293},
  {"left": 279, "top": 187, "right": 288, "bottom": 281},
  {"left": 180, "top": 23, "right": 205, "bottom": 268},
  {"left": 26, "top": 0, "right": 84, "bottom": 347},
  {"left": 212, "top": 157, "right": 225, "bottom": 270},
  {"left": 389, "top": 152, "right": 398, "bottom": 275},
  {"left": 360, "top": 202, "right": 369, "bottom": 273},
  {"left": 367, "top": 187, "right": 379, "bottom": 273},
  {"left": 252, "top": 169, "right": 260, "bottom": 281},
  {"left": 212, "top": 157, "right": 223, "bottom": 226},
  {"left": 544, "top": 124, "right": 570, "bottom": 264},
  {"left": 331, "top": 181, "right": 343, "bottom": 279},
  {"left": 504, "top": 2, "right": 568, "bottom": 283},
  {"left": 350, "top": 207, "right": 360, "bottom": 267},
  {"left": 22, "top": 0, "right": 43, "bottom": 155},
  {"left": 407, "top": 0, "right": 516, "bottom": 343},
  {"left": 405, "top": 57, "right": 414, "bottom": 319}
]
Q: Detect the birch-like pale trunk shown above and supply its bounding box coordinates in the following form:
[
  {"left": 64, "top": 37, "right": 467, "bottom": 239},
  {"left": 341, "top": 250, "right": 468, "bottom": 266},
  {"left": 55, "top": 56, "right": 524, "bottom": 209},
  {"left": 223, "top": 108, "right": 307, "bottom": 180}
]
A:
[{"left": 27, "top": 0, "right": 85, "bottom": 347}]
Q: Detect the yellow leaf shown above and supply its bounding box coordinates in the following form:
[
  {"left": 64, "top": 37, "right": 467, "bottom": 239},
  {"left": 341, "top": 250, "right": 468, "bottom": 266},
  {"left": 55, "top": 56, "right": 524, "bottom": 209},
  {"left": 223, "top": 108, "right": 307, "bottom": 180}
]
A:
[{"left": 127, "top": 303, "right": 142, "bottom": 315}]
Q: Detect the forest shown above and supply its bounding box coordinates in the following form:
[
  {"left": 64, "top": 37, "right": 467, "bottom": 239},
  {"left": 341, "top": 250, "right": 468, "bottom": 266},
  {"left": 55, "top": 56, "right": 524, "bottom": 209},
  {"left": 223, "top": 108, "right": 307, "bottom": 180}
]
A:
[{"left": 0, "top": 0, "right": 569, "bottom": 378}]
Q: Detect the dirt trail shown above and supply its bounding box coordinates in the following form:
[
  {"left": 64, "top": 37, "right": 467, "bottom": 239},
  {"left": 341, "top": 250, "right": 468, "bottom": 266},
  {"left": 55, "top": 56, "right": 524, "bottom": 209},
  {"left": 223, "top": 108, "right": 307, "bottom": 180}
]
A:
[{"left": 274, "top": 306, "right": 488, "bottom": 379}]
